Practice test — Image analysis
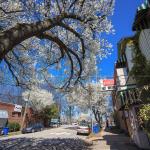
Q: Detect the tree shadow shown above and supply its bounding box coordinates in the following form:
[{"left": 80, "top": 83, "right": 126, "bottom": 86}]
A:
[
  {"left": 105, "top": 127, "right": 125, "bottom": 134},
  {"left": 64, "top": 126, "right": 78, "bottom": 131},
  {"left": 102, "top": 134, "right": 140, "bottom": 150},
  {"left": 0, "top": 137, "right": 92, "bottom": 150}
]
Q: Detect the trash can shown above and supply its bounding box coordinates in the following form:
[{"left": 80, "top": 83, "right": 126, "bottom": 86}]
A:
[
  {"left": 2, "top": 127, "right": 9, "bottom": 135},
  {"left": 93, "top": 124, "right": 100, "bottom": 134}
]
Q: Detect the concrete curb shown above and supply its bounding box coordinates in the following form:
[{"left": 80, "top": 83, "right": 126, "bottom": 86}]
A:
[{"left": 83, "top": 138, "right": 93, "bottom": 145}]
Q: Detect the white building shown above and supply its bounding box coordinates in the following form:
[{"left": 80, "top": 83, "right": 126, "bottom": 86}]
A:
[{"left": 139, "top": 29, "right": 150, "bottom": 61}]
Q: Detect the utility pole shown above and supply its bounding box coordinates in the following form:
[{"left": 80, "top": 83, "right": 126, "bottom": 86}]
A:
[
  {"left": 21, "top": 93, "right": 30, "bottom": 130},
  {"left": 88, "top": 84, "right": 93, "bottom": 133},
  {"left": 69, "top": 105, "right": 72, "bottom": 125},
  {"left": 21, "top": 99, "right": 28, "bottom": 130}
]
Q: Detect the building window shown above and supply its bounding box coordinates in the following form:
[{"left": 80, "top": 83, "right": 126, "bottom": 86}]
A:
[
  {"left": 12, "top": 112, "right": 21, "bottom": 117},
  {"left": 122, "top": 92, "right": 126, "bottom": 103},
  {"left": 126, "top": 91, "right": 130, "bottom": 104},
  {"left": 12, "top": 112, "right": 16, "bottom": 117},
  {"left": 134, "top": 89, "right": 138, "bottom": 100},
  {"left": 18, "top": 113, "right": 21, "bottom": 117},
  {"left": 102, "top": 87, "right": 106, "bottom": 91}
]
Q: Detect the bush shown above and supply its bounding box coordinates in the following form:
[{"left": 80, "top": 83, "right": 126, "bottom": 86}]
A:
[
  {"left": 138, "top": 104, "right": 150, "bottom": 134},
  {"left": 7, "top": 122, "right": 21, "bottom": 132}
]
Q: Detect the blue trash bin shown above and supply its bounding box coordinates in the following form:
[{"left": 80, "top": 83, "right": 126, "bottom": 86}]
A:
[
  {"left": 3, "top": 127, "right": 9, "bottom": 135},
  {"left": 93, "top": 124, "right": 100, "bottom": 134}
]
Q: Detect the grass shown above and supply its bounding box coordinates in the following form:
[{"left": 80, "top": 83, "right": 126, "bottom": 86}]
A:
[
  {"left": 0, "top": 131, "right": 21, "bottom": 137},
  {"left": 8, "top": 131, "right": 21, "bottom": 136}
]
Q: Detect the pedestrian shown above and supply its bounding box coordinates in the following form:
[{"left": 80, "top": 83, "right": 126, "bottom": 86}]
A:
[{"left": 106, "top": 119, "right": 109, "bottom": 128}]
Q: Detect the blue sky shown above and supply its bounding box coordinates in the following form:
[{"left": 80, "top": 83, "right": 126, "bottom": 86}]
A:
[{"left": 99, "top": 0, "right": 145, "bottom": 78}]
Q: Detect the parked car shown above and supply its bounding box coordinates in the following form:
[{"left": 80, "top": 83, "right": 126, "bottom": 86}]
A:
[
  {"left": 49, "top": 119, "right": 61, "bottom": 128},
  {"left": 22, "top": 123, "right": 44, "bottom": 134},
  {"left": 72, "top": 122, "right": 78, "bottom": 126},
  {"left": 0, "top": 126, "right": 3, "bottom": 135},
  {"left": 77, "top": 122, "right": 91, "bottom": 135}
]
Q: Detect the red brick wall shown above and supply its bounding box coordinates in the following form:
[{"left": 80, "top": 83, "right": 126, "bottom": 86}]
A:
[{"left": 0, "top": 102, "right": 33, "bottom": 127}]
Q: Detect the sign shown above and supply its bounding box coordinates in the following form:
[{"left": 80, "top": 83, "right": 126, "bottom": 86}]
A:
[
  {"left": 117, "top": 84, "right": 136, "bottom": 92},
  {"left": 103, "top": 79, "right": 115, "bottom": 86},
  {"left": 100, "top": 79, "right": 116, "bottom": 91},
  {"left": 14, "top": 104, "right": 22, "bottom": 112}
]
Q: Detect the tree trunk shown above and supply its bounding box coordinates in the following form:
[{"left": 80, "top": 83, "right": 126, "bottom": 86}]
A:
[
  {"left": 69, "top": 106, "right": 72, "bottom": 125},
  {"left": 92, "top": 109, "right": 102, "bottom": 128},
  {"left": 43, "top": 118, "right": 49, "bottom": 127},
  {"left": 0, "top": 11, "right": 74, "bottom": 61},
  {"left": 0, "top": 19, "right": 55, "bottom": 60}
]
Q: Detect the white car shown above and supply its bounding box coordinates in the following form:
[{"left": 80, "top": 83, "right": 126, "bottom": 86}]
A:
[
  {"left": 77, "top": 123, "right": 91, "bottom": 135},
  {"left": 72, "top": 122, "right": 78, "bottom": 126}
]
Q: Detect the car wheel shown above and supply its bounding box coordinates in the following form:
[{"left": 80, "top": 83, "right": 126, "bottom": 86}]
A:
[{"left": 31, "top": 129, "right": 35, "bottom": 133}]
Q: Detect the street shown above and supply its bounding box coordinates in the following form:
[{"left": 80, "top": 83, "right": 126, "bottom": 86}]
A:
[
  {"left": 0, "top": 125, "right": 91, "bottom": 150},
  {"left": 0, "top": 125, "right": 140, "bottom": 150}
]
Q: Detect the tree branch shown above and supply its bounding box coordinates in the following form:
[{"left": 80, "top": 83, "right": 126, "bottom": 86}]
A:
[
  {"left": 37, "top": 32, "right": 76, "bottom": 89},
  {"left": 0, "top": 7, "right": 23, "bottom": 14},
  {"left": 4, "top": 57, "right": 20, "bottom": 86},
  {"left": 58, "top": 22, "right": 85, "bottom": 59}
]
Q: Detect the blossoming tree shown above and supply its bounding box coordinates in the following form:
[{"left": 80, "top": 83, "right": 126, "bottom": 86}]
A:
[
  {"left": 22, "top": 86, "right": 54, "bottom": 111},
  {"left": 66, "top": 83, "right": 108, "bottom": 126},
  {"left": 0, "top": 0, "right": 114, "bottom": 89}
]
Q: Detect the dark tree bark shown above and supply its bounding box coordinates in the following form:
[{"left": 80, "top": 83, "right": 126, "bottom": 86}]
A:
[
  {"left": 0, "top": 13, "right": 82, "bottom": 61},
  {"left": 92, "top": 108, "right": 102, "bottom": 128},
  {"left": 0, "top": 19, "right": 55, "bottom": 60}
]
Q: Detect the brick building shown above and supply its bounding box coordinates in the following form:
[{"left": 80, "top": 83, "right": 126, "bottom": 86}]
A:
[{"left": 0, "top": 101, "right": 33, "bottom": 128}]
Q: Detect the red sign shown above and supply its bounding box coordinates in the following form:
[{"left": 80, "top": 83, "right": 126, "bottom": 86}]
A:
[{"left": 103, "top": 79, "right": 114, "bottom": 86}]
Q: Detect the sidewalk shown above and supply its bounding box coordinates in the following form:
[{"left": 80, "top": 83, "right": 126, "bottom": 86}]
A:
[{"left": 89, "top": 130, "right": 140, "bottom": 150}]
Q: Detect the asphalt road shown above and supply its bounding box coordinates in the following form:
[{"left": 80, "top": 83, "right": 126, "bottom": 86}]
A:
[
  {"left": 0, "top": 125, "right": 92, "bottom": 150},
  {"left": 0, "top": 125, "right": 140, "bottom": 150}
]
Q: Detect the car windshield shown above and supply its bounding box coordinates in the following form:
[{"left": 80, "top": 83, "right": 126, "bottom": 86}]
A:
[
  {"left": 27, "top": 124, "right": 34, "bottom": 128},
  {"left": 27, "top": 123, "right": 42, "bottom": 128},
  {"left": 79, "top": 122, "right": 89, "bottom": 127}
]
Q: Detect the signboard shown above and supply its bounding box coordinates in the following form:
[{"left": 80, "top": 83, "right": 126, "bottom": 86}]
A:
[
  {"left": 117, "top": 84, "right": 136, "bottom": 92},
  {"left": 103, "top": 79, "right": 115, "bottom": 86},
  {"left": 14, "top": 104, "right": 22, "bottom": 112},
  {"left": 100, "top": 79, "right": 116, "bottom": 91}
]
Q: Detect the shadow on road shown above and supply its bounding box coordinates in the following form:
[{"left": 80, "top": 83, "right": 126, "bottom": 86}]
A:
[
  {"left": 101, "top": 134, "right": 140, "bottom": 150},
  {"left": 105, "top": 127, "right": 126, "bottom": 134},
  {"left": 0, "top": 137, "right": 92, "bottom": 150},
  {"left": 64, "top": 126, "right": 78, "bottom": 130}
]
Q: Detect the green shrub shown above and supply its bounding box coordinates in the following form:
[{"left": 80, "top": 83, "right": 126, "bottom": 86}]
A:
[
  {"left": 7, "top": 122, "right": 21, "bottom": 132},
  {"left": 138, "top": 104, "right": 150, "bottom": 134}
]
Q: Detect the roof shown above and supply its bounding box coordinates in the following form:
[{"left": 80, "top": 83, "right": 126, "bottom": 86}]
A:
[
  {"left": 132, "top": 1, "right": 150, "bottom": 31},
  {"left": 137, "top": 0, "right": 150, "bottom": 11}
]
